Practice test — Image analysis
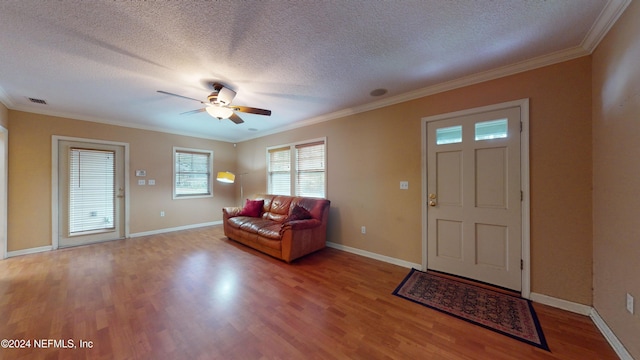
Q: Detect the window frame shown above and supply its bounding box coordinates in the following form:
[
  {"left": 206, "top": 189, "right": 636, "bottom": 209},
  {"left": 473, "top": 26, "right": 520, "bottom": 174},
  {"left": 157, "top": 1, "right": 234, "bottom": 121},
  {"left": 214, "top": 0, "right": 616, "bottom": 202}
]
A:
[
  {"left": 266, "top": 137, "right": 327, "bottom": 198},
  {"left": 172, "top": 147, "right": 214, "bottom": 200}
]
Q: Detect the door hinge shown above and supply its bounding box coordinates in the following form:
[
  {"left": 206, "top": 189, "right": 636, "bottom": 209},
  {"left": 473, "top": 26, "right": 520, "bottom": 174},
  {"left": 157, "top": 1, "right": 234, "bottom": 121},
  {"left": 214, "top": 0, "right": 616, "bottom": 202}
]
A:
[
  {"left": 521, "top": 190, "right": 523, "bottom": 201},
  {"left": 520, "top": 121, "right": 523, "bottom": 132},
  {"left": 521, "top": 259, "right": 524, "bottom": 270}
]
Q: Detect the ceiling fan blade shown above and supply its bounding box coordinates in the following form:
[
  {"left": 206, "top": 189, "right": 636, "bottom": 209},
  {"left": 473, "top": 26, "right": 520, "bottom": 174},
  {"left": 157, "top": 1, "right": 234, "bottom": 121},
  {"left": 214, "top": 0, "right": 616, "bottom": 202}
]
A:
[
  {"left": 229, "top": 113, "right": 245, "bottom": 124},
  {"left": 231, "top": 106, "right": 271, "bottom": 116},
  {"left": 180, "top": 108, "right": 207, "bottom": 115},
  {"left": 157, "top": 90, "right": 204, "bottom": 103}
]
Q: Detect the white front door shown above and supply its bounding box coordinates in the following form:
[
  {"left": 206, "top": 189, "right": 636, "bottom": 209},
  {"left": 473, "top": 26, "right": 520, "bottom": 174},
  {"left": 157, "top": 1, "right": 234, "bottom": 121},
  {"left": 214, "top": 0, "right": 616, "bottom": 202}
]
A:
[
  {"left": 58, "top": 140, "right": 125, "bottom": 247},
  {"left": 426, "top": 106, "right": 522, "bottom": 291}
]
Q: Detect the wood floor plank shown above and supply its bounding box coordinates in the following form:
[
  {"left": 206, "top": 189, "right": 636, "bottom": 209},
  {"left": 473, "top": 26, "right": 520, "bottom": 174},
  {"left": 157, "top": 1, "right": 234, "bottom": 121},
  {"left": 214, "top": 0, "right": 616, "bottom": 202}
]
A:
[{"left": 0, "top": 225, "right": 619, "bottom": 359}]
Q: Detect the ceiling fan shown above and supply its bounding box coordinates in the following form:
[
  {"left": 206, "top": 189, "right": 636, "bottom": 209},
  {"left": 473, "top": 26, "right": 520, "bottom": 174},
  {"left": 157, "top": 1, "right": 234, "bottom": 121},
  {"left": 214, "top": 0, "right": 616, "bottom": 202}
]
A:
[{"left": 157, "top": 82, "right": 271, "bottom": 124}]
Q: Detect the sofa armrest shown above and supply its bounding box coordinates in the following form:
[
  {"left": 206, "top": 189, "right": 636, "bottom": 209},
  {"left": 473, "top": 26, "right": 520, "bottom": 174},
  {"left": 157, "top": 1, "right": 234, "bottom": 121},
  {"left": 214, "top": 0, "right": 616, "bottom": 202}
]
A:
[
  {"left": 223, "top": 207, "right": 242, "bottom": 218},
  {"left": 280, "top": 219, "right": 321, "bottom": 232},
  {"left": 280, "top": 218, "right": 327, "bottom": 262}
]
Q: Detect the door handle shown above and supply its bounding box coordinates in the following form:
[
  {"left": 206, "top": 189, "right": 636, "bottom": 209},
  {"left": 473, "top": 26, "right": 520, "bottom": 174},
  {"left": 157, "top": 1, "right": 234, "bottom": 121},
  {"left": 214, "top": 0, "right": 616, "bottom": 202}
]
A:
[{"left": 429, "top": 193, "right": 437, "bottom": 206}]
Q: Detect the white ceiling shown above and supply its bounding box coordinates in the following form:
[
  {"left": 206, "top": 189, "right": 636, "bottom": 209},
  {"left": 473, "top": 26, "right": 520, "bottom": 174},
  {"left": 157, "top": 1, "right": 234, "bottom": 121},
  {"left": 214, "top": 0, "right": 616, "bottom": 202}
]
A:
[{"left": 0, "top": 1, "right": 629, "bottom": 142}]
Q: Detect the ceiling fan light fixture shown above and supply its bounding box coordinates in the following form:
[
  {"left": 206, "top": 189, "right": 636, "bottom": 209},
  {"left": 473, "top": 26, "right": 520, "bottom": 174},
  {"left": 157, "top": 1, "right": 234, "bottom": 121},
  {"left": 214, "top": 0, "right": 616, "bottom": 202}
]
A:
[{"left": 206, "top": 106, "right": 234, "bottom": 119}]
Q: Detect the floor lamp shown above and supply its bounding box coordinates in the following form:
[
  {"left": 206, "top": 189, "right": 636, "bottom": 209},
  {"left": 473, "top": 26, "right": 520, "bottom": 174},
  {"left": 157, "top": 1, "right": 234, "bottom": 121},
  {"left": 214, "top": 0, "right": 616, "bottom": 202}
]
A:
[{"left": 216, "top": 171, "right": 248, "bottom": 206}]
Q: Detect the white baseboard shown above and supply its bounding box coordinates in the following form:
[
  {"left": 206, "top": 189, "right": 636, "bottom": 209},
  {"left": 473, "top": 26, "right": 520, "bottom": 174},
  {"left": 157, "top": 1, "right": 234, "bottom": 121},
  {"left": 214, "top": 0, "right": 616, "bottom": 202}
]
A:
[
  {"left": 529, "top": 292, "right": 592, "bottom": 315},
  {"left": 530, "top": 292, "right": 633, "bottom": 360},
  {"left": 5, "top": 232, "right": 633, "bottom": 360},
  {"left": 7, "top": 245, "right": 53, "bottom": 258},
  {"left": 590, "top": 308, "right": 634, "bottom": 360},
  {"left": 129, "top": 221, "right": 222, "bottom": 238},
  {"left": 320, "top": 246, "right": 634, "bottom": 360},
  {"left": 4, "top": 221, "right": 223, "bottom": 258},
  {"left": 326, "top": 241, "right": 421, "bottom": 269}
]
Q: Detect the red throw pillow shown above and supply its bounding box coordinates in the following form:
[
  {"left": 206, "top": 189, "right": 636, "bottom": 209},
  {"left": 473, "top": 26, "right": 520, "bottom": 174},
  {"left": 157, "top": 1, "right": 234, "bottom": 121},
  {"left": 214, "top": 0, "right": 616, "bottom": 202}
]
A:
[
  {"left": 285, "top": 205, "right": 313, "bottom": 222},
  {"left": 238, "top": 199, "right": 264, "bottom": 217}
]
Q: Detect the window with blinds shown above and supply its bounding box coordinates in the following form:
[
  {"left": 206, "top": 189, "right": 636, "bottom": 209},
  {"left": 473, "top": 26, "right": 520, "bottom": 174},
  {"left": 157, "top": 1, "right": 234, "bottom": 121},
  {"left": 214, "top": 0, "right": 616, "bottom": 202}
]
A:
[
  {"left": 268, "top": 147, "right": 291, "bottom": 195},
  {"left": 69, "top": 148, "right": 115, "bottom": 235},
  {"left": 296, "top": 141, "right": 325, "bottom": 197},
  {"left": 267, "top": 138, "right": 326, "bottom": 198},
  {"left": 173, "top": 147, "right": 213, "bottom": 198}
]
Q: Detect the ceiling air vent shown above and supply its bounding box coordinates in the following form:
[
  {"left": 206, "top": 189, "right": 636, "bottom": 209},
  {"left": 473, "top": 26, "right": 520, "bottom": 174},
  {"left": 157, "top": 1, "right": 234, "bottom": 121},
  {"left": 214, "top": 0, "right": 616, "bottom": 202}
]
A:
[{"left": 27, "top": 97, "right": 47, "bottom": 105}]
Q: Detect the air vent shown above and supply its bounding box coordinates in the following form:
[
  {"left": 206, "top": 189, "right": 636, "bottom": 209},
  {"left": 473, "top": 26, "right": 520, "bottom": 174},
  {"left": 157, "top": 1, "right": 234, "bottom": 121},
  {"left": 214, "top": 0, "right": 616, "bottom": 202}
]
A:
[
  {"left": 369, "top": 88, "right": 388, "bottom": 97},
  {"left": 27, "top": 97, "right": 47, "bottom": 105}
]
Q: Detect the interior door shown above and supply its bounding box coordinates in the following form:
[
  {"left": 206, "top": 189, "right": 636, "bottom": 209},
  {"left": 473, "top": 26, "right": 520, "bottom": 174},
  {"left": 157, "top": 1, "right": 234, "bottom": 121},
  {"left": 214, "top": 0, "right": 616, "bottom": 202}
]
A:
[
  {"left": 58, "top": 140, "right": 125, "bottom": 247},
  {"left": 427, "top": 106, "right": 521, "bottom": 291}
]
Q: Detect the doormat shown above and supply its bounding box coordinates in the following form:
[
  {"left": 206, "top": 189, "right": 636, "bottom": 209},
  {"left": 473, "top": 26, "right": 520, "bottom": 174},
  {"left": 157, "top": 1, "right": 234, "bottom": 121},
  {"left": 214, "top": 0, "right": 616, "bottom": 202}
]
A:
[{"left": 393, "top": 268, "right": 549, "bottom": 351}]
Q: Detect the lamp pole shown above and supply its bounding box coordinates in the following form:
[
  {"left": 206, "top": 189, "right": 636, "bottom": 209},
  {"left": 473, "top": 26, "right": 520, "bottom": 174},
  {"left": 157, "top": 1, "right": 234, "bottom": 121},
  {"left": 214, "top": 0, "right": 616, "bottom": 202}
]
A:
[{"left": 238, "top": 173, "right": 248, "bottom": 207}]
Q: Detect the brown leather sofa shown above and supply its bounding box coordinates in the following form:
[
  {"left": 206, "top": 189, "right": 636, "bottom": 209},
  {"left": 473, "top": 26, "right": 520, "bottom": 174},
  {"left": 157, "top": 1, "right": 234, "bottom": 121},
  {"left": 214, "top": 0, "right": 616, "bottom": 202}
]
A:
[{"left": 222, "top": 194, "right": 331, "bottom": 262}]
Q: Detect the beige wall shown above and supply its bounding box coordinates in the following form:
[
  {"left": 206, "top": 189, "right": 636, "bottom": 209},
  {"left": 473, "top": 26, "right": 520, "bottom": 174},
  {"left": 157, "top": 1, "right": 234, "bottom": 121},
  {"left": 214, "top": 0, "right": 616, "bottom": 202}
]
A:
[
  {"left": 6, "top": 58, "right": 595, "bottom": 305},
  {"left": 592, "top": 0, "right": 640, "bottom": 357},
  {"left": 8, "top": 111, "right": 236, "bottom": 251},
  {"left": 239, "top": 57, "right": 593, "bottom": 305}
]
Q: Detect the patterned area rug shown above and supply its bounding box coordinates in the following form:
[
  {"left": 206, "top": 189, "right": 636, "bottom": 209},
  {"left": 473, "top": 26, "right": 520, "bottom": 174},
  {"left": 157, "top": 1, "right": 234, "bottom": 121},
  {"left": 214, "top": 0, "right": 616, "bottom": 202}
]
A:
[{"left": 393, "top": 269, "right": 549, "bottom": 351}]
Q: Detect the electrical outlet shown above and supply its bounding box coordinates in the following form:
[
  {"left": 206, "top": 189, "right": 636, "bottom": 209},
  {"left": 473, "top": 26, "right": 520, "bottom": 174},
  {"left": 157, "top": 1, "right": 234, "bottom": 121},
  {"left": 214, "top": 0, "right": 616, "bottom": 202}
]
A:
[
  {"left": 400, "top": 181, "right": 409, "bottom": 190},
  {"left": 160, "top": 211, "right": 165, "bottom": 217},
  {"left": 361, "top": 226, "right": 366, "bottom": 234},
  {"left": 627, "top": 293, "right": 634, "bottom": 314}
]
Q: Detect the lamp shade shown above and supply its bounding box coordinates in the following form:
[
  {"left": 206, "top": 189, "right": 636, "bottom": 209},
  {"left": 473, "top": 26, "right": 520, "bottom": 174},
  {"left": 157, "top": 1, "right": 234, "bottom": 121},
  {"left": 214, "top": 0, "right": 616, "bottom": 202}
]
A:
[
  {"left": 206, "top": 106, "right": 234, "bottom": 119},
  {"left": 216, "top": 171, "right": 235, "bottom": 183}
]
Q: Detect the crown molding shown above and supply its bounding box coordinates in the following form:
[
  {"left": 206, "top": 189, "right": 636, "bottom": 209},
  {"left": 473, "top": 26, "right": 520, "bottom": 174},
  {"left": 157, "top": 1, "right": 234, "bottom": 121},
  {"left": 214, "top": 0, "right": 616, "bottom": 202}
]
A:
[
  {"left": 6, "top": 0, "right": 631, "bottom": 144},
  {"left": 9, "top": 105, "right": 237, "bottom": 143},
  {"left": 244, "top": 0, "right": 631, "bottom": 142},
  {"left": 273, "top": 45, "right": 589, "bottom": 138},
  {"left": 581, "top": 0, "right": 632, "bottom": 53},
  {"left": 0, "top": 85, "right": 14, "bottom": 109}
]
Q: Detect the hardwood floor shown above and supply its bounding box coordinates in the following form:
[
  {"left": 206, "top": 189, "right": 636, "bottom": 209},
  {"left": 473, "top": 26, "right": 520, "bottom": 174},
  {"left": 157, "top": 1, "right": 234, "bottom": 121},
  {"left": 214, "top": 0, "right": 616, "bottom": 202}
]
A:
[{"left": 0, "top": 226, "right": 618, "bottom": 359}]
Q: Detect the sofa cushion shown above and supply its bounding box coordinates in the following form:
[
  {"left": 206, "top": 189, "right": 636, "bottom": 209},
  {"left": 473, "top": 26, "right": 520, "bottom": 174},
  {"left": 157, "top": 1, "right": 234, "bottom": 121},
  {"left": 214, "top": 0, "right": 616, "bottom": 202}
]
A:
[
  {"left": 285, "top": 205, "right": 313, "bottom": 222},
  {"left": 257, "top": 223, "right": 284, "bottom": 240},
  {"left": 264, "top": 196, "right": 292, "bottom": 222},
  {"left": 239, "top": 218, "right": 278, "bottom": 234},
  {"left": 290, "top": 197, "right": 330, "bottom": 220},
  {"left": 227, "top": 216, "right": 246, "bottom": 229},
  {"left": 227, "top": 216, "right": 253, "bottom": 229},
  {"left": 238, "top": 199, "right": 264, "bottom": 217}
]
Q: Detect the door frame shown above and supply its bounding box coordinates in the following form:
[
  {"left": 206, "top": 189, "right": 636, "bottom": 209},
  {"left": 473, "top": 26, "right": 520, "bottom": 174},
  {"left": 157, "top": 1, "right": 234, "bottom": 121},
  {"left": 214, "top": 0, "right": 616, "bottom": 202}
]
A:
[
  {"left": 52, "top": 136, "right": 130, "bottom": 249},
  {"left": 0, "top": 125, "right": 7, "bottom": 260},
  {"left": 421, "top": 98, "right": 530, "bottom": 298}
]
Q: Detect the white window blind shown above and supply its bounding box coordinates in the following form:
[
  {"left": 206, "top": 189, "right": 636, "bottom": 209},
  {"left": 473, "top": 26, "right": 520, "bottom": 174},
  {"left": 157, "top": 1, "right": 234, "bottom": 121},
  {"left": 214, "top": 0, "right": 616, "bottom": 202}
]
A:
[
  {"left": 296, "top": 141, "right": 325, "bottom": 197},
  {"left": 174, "top": 149, "right": 212, "bottom": 197},
  {"left": 267, "top": 139, "right": 326, "bottom": 198},
  {"left": 69, "top": 148, "right": 115, "bottom": 234},
  {"left": 268, "top": 147, "right": 291, "bottom": 195}
]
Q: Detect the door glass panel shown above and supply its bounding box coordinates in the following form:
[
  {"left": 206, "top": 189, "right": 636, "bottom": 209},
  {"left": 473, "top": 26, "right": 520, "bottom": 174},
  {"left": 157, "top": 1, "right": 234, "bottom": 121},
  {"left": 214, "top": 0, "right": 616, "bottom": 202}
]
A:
[
  {"left": 475, "top": 119, "right": 508, "bottom": 141},
  {"left": 69, "top": 148, "right": 115, "bottom": 235},
  {"left": 436, "top": 125, "right": 462, "bottom": 145}
]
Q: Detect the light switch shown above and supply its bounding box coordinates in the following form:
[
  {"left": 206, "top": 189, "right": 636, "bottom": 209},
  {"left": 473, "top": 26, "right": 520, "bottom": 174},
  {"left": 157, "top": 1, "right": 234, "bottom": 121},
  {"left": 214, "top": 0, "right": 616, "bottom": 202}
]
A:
[{"left": 400, "top": 181, "right": 409, "bottom": 190}]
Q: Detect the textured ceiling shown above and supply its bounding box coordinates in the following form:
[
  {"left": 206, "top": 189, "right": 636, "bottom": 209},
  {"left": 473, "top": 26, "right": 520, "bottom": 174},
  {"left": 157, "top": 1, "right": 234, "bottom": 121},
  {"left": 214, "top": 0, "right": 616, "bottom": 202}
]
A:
[{"left": 0, "top": 0, "right": 629, "bottom": 142}]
